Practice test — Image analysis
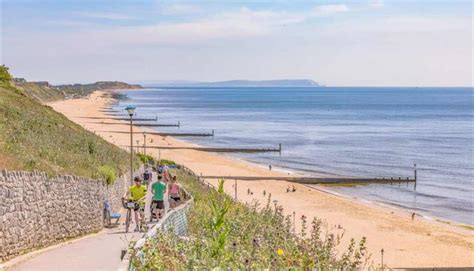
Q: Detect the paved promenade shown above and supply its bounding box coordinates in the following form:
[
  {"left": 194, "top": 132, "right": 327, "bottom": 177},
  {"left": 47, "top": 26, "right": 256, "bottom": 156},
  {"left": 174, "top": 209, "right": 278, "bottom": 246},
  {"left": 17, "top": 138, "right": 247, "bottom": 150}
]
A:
[{"left": 6, "top": 173, "right": 167, "bottom": 271}]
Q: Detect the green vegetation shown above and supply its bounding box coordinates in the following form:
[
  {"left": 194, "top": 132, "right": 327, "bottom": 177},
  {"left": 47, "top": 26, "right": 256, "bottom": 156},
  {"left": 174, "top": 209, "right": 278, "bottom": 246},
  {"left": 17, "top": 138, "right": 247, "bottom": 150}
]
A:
[
  {"left": 131, "top": 168, "right": 369, "bottom": 270},
  {"left": 99, "top": 165, "right": 118, "bottom": 185},
  {"left": 158, "top": 159, "right": 176, "bottom": 165},
  {"left": 12, "top": 80, "right": 64, "bottom": 102},
  {"left": 137, "top": 153, "right": 154, "bottom": 164},
  {"left": 0, "top": 67, "right": 138, "bottom": 179},
  {"left": 0, "top": 65, "right": 12, "bottom": 83}
]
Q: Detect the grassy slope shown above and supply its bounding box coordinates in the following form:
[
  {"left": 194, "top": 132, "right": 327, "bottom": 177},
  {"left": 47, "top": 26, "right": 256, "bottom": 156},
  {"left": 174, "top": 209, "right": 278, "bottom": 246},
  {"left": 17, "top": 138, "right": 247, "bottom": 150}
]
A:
[
  {"left": 0, "top": 82, "right": 134, "bottom": 179},
  {"left": 12, "top": 81, "right": 64, "bottom": 102}
]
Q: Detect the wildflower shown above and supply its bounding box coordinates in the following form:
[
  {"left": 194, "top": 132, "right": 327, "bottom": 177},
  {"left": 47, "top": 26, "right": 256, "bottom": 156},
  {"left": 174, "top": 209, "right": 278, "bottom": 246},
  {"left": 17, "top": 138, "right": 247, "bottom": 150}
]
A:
[
  {"left": 232, "top": 241, "right": 237, "bottom": 248},
  {"left": 277, "top": 248, "right": 284, "bottom": 256},
  {"left": 244, "top": 258, "right": 250, "bottom": 265}
]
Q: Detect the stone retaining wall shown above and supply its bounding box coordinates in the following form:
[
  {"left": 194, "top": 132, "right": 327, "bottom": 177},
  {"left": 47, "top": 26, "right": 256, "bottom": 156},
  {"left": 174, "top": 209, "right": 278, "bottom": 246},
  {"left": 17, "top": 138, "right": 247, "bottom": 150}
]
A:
[{"left": 0, "top": 168, "right": 138, "bottom": 262}]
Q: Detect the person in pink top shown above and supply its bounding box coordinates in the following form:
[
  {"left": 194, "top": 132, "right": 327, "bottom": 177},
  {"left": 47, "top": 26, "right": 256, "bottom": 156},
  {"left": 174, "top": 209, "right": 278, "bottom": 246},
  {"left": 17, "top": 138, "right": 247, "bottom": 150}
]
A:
[{"left": 168, "top": 175, "right": 181, "bottom": 208}]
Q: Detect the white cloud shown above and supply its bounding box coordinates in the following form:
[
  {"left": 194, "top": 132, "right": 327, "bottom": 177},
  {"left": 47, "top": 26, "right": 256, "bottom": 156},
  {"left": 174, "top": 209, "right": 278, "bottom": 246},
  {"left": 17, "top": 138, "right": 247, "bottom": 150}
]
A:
[
  {"left": 159, "top": 3, "right": 201, "bottom": 15},
  {"left": 311, "top": 4, "right": 350, "bottom": 16},
  {"left": 369, "top": 0, "right": 384, "bottom": 8},
  {"left": 73, "top": 11, "right": 135, "bottom": 20},
  {"left": 101, "top": 7, "right": 306, "bottom": 43}
]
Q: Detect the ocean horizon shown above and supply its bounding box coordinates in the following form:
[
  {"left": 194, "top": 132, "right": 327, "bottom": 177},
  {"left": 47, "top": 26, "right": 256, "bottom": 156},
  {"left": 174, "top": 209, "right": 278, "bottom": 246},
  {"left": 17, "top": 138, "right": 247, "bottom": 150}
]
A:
[{"left": 117, "top": 86, "right": 473, "bottom": 225}]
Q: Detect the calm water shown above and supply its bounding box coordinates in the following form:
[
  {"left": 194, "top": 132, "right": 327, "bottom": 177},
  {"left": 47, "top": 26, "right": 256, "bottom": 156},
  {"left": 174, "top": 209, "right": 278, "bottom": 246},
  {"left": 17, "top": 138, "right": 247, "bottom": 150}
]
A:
[{"left": 117, "top": 87, "right": 473, "bottom": 225}]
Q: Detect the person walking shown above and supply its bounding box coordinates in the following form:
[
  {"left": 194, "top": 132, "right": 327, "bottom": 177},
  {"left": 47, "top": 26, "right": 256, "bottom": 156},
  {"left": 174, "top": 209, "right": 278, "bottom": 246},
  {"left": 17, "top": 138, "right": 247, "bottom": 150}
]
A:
[
  {"left": 168, "top": 175, "right": 181, "bottom": 209},
  {"left": 151, "top": 175, "right": 166, "bottom": 220}
]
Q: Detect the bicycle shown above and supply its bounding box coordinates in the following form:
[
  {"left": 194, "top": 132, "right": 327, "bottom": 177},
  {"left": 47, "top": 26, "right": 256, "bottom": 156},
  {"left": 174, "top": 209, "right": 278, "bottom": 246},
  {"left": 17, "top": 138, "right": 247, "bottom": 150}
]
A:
[{"left": 122, "top": 198, "right": 147, "bottom": 233}]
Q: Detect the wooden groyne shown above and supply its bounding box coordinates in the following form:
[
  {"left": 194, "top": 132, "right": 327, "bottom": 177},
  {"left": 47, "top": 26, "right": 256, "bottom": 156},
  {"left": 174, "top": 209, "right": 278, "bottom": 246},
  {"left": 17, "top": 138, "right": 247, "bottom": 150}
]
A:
[
  {"left": 114, "top": 117, "right": 158, "bottom": 122},
  {"left": 106, "top": 130, "right": 215, "bottom": 137},
  {"left": 124, "top": 144, "right": 282, "bottom": 153},
  {"left": 79, "top": 116, "right": 158, "bottom": 121},
  {"left": 200, "top": 175, "right": 416, "bottom": 185},
  {"left": 99, "top": 110, "right": 120, "bottom": 113},
  {"left": 89, "top": 122, "right": 180, "bottom": 127}
]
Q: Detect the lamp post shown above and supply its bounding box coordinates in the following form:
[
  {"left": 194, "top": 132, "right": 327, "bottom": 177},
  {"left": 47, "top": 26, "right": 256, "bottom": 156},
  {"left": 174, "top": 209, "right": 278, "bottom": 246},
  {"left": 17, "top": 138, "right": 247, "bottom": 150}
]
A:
[
  {"left": 125, "top": 106, "right": 136, "bottom": 185},
  {"left": 143, "top": 133, "right": 147, "bottom": 157}
]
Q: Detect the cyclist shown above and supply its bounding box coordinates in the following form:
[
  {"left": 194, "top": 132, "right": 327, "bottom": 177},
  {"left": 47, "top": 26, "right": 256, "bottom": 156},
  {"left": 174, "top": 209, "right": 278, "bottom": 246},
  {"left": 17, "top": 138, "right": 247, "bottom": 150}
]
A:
[{"left": 123, "top": 177, "right": 147, "bottom": 232}]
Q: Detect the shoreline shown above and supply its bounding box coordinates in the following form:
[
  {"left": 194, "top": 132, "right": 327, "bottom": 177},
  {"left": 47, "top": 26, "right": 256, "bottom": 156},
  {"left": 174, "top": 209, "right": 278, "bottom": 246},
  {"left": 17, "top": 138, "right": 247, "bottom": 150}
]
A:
[
  {"left": 48, "top": 90, "right": 474, "bottom": 268},
  {"left": 111, "top": 89, "right": 470, "bottom": 229},
  {"left": 306, "top": 184, "right": 474, "bottom": 233}
]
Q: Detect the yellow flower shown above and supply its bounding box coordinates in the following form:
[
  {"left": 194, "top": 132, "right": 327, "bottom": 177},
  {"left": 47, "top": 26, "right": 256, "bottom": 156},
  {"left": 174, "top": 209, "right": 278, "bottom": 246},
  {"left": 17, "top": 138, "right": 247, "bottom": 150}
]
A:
[{"left": 277, "top": 248, "right": 284, "bottom": 256}]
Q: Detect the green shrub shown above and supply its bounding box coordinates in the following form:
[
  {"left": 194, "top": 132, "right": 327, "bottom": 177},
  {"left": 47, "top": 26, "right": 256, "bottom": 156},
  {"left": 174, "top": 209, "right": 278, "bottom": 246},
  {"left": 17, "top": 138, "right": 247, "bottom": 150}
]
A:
[
  {"left": 131, "top": 169, "right": 369, "bottom": 270},
  {"left": 158, "top": 159, "right": 176, "bottom": 165},
  {"left": 137, "top": 153, "right": 154, "bottom": 164},
  {"left": 0, "top": 65, "right": 12, "bottom": 84},
  {"left": 99, "top": 165, "right": 117, "bottom": 185}
]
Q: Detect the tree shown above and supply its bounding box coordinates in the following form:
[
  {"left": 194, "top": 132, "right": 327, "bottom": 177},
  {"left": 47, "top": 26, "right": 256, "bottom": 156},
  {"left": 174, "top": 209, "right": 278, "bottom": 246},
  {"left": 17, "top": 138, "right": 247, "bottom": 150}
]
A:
[{"left": 0, "top": 65, "right": 12, "bottom": 83}]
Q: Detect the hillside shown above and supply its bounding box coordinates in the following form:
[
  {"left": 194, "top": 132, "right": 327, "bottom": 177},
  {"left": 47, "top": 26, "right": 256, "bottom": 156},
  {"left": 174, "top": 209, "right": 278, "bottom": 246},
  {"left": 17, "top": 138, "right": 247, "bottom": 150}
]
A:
[
  {"left": 12, "top": 78, "right": 142, "bottom": 102},
  {"left": 12, "top": 79, "right": 64, "bottom": 101},
  {"left": 0, "top": 66, "right": 136, "bottom": 179}
]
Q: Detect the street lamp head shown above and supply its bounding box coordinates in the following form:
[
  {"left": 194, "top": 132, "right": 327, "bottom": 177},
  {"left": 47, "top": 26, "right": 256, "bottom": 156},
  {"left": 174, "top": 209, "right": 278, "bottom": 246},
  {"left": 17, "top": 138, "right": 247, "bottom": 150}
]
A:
[{"left": 124, "top": 105, "right": 136, "bottom": 116}]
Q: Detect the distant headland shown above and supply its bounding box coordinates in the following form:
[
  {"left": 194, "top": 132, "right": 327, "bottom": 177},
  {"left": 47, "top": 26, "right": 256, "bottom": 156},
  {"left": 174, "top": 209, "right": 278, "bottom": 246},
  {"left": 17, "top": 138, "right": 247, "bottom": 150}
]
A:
[
  {"left": 12, "top": 78, "right": 142, "bottom": 101},
  {"left": 142, "top": 79, "right": 322, "bottom": 87}
]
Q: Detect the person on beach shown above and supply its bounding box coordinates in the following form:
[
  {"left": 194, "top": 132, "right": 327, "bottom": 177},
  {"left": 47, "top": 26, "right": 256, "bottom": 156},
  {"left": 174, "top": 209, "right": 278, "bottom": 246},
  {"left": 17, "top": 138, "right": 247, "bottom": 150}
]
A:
[
  {"left": 168, "top": 175, "right": 181, "bottom": 209},
  {"left": 123, "top": 177, "right": 147, "bottom": 232},
  {"left": 152, "top": 175, "right": 167, "bottom": 219},
  {"left": 269, "top": 165, "right": 272, "bottom": 171}
]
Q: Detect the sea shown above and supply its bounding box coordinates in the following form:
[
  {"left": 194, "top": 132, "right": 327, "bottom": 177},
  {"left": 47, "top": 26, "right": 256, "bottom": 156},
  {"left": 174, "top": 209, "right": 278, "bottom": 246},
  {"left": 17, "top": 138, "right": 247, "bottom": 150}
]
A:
[{"left": 115, "top": 87, "right": 474, "bottom": 225}]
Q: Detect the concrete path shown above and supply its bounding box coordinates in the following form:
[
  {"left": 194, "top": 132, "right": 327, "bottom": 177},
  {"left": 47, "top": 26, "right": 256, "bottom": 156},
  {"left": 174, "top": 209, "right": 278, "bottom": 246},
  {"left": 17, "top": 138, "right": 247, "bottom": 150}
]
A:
[{"left": 9, "top": 172, "right": 168, "bottom": 271}]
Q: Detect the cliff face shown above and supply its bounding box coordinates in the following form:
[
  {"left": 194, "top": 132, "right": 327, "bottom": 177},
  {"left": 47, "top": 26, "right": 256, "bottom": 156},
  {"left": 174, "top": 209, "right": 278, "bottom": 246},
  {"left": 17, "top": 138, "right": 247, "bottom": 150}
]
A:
[
  {"left": 12, "top": 79, "right": 142, "bottom": 102},
  {"left": 12, "top": 79, "right": 64, "bottom": 101}
]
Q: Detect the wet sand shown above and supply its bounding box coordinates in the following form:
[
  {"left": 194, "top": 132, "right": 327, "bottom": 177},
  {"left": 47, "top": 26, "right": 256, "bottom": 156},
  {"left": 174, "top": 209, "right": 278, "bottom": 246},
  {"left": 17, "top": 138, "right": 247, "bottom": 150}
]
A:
[{"left": 48, "top": 91, "right": 474, "bottom": 268}]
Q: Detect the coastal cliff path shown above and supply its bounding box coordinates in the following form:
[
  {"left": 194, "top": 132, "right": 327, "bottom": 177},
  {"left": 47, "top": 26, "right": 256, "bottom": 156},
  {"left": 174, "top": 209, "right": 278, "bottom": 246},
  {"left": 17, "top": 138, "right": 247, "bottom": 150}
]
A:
[{"left": 6, "top": 174, "right": 168, "bottom": 271}]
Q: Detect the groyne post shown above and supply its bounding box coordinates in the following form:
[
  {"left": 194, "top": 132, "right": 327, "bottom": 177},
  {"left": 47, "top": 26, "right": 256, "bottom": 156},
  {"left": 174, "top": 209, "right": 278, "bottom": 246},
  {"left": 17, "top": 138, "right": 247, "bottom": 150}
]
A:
[{"left": 414, "top": 164, "right": 417, "bottom": 190}]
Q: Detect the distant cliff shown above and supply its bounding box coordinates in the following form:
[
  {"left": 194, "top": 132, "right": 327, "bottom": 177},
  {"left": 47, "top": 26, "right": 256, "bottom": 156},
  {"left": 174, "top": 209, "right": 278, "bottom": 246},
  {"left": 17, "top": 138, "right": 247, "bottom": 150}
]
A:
[
  {"left": 147, "top": 79, "right": 322, "bottom": 87},
  {"left": 12, "top": 79, "right": 142, "bottom": 102}
]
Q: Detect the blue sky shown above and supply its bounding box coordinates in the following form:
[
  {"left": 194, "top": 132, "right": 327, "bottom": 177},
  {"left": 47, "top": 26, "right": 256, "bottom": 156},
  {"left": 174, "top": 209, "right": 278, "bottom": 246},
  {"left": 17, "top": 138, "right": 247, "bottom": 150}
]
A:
[{"left": 1, "top": 0, "right": 472, "bottom": 86}]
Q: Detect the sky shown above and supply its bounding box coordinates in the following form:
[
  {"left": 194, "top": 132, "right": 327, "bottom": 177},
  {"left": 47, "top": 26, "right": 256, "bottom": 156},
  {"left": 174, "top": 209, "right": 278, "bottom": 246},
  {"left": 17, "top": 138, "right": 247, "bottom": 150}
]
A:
[{"left": 1, "top": 0, "right": 472, "bottom": 86}]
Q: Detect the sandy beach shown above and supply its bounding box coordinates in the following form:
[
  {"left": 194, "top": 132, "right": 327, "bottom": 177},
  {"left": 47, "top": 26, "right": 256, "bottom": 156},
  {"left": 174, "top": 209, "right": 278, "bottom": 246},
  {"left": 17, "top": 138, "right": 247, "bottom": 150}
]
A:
[{"left": 49, "top": 90, "right": 474, "bottom": 268}]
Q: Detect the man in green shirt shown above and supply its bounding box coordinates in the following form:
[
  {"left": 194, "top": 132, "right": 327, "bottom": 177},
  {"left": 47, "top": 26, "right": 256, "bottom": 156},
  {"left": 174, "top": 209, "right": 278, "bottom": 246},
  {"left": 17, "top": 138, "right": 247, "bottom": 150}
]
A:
[{"left": 151, "top": 175, "right": 167, "bottom": 219}]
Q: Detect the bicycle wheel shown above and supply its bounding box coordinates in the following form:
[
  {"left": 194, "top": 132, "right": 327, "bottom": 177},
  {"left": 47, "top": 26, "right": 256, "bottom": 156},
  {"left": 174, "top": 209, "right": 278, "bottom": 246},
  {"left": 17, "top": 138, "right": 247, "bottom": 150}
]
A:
[
  {"left": 140, "top": 209, "right": 147, "bottom": 232},
  {"left": 104, "top": 210, "right": 111, "bottom": 228},
  {"left": 125, "top": 209, "right": 131, "bottom": 233}
]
